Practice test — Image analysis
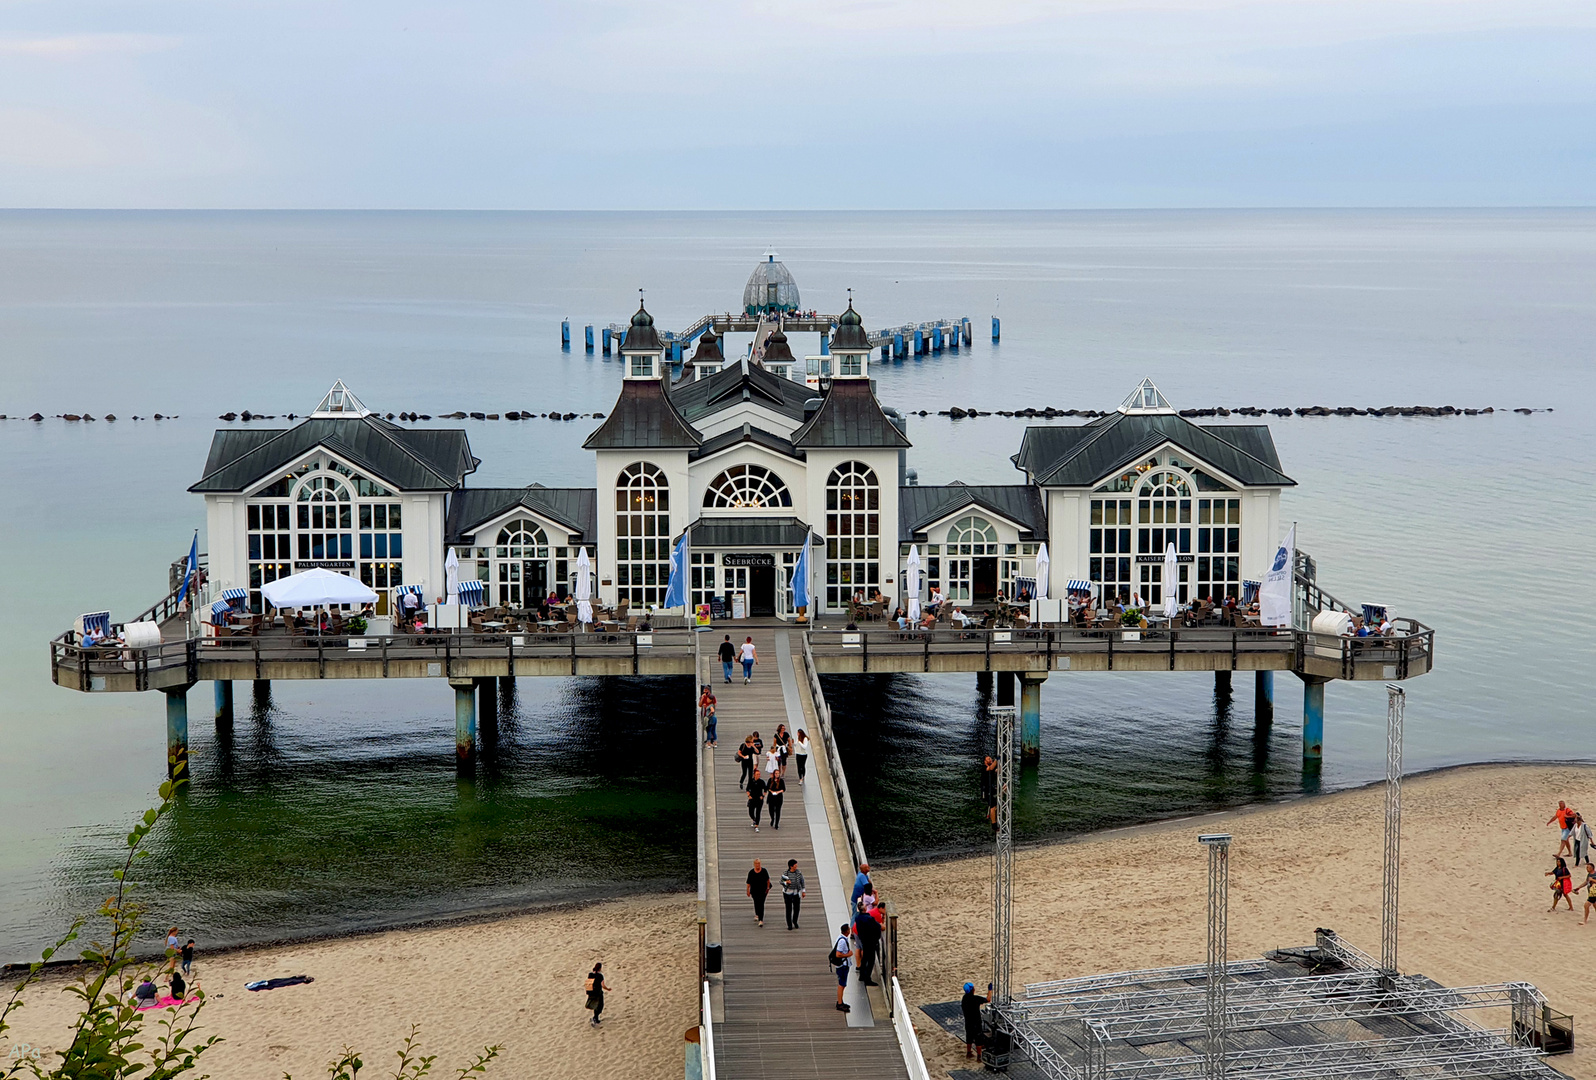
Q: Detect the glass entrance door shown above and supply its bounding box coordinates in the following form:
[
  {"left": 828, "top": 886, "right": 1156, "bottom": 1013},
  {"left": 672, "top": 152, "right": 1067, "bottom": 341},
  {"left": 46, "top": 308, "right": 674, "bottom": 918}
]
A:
[
  {"left": 524, "top": 561, "right": 548, "bottom": 605},
  {"left": 749, "top": 565, "right": 776, "bottom": 617}
]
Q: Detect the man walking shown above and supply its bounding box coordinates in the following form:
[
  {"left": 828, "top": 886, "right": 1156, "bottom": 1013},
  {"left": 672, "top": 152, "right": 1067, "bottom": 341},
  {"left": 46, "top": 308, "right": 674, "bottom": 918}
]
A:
[
  {"left": 718, "top": 634, "right": 736, "bottom": 683},
  {"left": 1577, "top": 813, "right": 1593, "bottom": 868},
  {"left": 1550, "top": 801, "right": 1576, "bottom": 857},
  {"left": 746, "top": 859, "right": 771, "bottom": 927},
  {"left": 747, "top": 770, "right": 767, "bottom": 831},
  {"left": 853, "top": 905, "right": 882, "bottom": 986},
  {"left": 780, "top": 859, "right": 806, "bottom": 930},
  {"left": 832, "top": 923, "right": 855, "bottom": 1013},
  {"left": 851, "top": 862, "right": 872, "bottom": 907}
]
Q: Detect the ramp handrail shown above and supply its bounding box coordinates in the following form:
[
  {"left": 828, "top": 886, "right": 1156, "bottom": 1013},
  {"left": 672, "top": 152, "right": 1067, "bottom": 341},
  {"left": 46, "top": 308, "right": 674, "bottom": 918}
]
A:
[
  {"left": 892, "top": 977, "right": 933, "bottom": 1080},
  {"left": 701, "top": 979, "right": 717, "bottom": 1080},
  {"left": 799, "top": 631, "right": 869, "bottom": 871}
]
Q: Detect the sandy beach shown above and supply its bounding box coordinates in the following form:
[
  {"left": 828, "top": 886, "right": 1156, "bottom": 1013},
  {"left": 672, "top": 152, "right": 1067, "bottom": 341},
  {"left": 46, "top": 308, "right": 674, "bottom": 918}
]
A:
[{"left": 8, "top": 763, "right": 1595, "bottom": 1079}]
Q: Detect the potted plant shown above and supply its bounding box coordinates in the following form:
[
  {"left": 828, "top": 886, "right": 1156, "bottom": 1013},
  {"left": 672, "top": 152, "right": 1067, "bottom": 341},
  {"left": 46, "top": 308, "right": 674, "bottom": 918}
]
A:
[
  {"left": 345, "top": 614, "right": 368, "bottom": 635},
  {"left": 1121, "top": 607, "right": 1142, "bottom": 641}
]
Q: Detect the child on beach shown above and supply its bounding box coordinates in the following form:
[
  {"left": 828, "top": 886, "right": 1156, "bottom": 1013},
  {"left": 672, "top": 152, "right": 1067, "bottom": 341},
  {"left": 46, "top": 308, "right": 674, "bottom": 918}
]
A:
[{"left": 182, "top": 939, "right": 195, "bottom": 976}]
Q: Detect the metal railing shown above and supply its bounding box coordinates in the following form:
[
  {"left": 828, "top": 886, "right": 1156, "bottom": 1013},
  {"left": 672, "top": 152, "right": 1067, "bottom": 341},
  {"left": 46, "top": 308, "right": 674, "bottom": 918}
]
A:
[
  {"left": 798, "top": 632, "right": 870, "bottom": 874},
  {"left": 892, "top": 977, "right": 933, "bottom": 1080},
  {"left": 700, "top": 980, "right": 717, "bottom": 1080}
]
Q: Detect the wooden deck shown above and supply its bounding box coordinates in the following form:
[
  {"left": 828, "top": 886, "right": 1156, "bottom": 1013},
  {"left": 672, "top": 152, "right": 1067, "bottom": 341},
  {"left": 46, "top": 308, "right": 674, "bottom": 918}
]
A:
[{"left": 701, "top": 628, "right": 907, "bottom": 1076}]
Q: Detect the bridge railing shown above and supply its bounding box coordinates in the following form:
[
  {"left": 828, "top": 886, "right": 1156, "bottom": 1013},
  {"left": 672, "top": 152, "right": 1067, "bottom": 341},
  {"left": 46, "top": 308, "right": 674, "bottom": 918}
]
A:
[{"left": 51, "top": 627, "right": 700, "bottom": 690}]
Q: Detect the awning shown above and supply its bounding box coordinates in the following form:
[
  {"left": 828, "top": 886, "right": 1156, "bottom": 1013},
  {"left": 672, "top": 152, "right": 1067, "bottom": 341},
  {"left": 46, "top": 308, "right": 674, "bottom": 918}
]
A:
[
  {"left": 456, "top": 579, "right": 486, "bottom": 608},
  {"left": 396, "top": 584, "right": 426, "bottom": 596},
  {"left": 210, "top": 599, "right": 232, "bottom": 616},
  {"left": 1065, "top": 580, "right": 1093, "bottom": 596},
  {"left": 221, "top": 587, "right": 249, "bottom": 602},
  {"left": 688, "top": 515, "right": 816, "bottom": 548}
]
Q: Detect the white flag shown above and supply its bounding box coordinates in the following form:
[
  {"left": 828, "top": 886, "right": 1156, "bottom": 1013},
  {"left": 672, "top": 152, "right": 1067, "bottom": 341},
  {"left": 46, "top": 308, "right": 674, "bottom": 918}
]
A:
[{"left": 1259, "top": 524, "right": 1296, "bottom": 628}]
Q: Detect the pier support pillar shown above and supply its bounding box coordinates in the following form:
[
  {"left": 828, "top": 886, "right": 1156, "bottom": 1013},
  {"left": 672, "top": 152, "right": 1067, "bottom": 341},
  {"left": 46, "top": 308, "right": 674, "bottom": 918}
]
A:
[
  {"left": 1301, "top": 677, "right": 1327, "bottom": 770},
  {"left": 976, "top": 671, "right": 993, "bottom": 700},
  {"left": 601, "top": 327, "right": 612, "bottom": 355},
  {"left": 1020, "top": 673, "right": 1046, "bottom": 766},
  {"left": 452, "top": 678, "right": 477, "bottom": 774},
  {"left": 1255, "top": 671, "right": 1274, "bottom": 726},
  {"left": 213, "top": 680, "right": 234, "bottom": 728},
  {"left": 1214, "top": 670, "right": 1231, "bottom": 697},
  {"left": 561, "top": 319, "right": 570, "bottom": 350},
  {"left": 164, "top": 686, "right": 190, "bottom": 782},
  {"left": 252, "top": 679, "right": 271, "bottom": 704},
  {"left": 477, "top": 677, "right": 499, "bottom": 759},
  {"left": 996, "top": 670, "right": 1015, "bottom": 708},
  {"left": 584, "top": 325, "right": 594, "bottom": 353},
  {"left": 992, "top": 316, "right": 1001, "bottom": 342}
]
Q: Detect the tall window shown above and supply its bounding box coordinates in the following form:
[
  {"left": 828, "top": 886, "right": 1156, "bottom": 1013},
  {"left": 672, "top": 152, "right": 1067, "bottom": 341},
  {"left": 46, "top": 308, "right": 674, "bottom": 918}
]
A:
[
  {"left": 616, "top": 462, "right": 670, "bottom": 606},
  {"left": 493, "top": 521, "right": 548, "bottom": 606},
  {"left": 690, "top": 551, "right": 716, "bottom": 610},
  {"left": 704, "top": 464, "right": 792, "bottom": 508},
  {"left": 246, "top": 503, "right": 291, "bottom": 612},
  {"left": 944, "top": 515, "right": 997, "bottom": 602},
  {"left": 1137, "top": 471, "right": 1192, "bottom": 605},
  {"left": 1196, "top": 497, "right": 1243, "bottom": 600},
  {"left": 358, "top": 501, "right": 403, "bottom": 594},
  {"left": 1090, "top": 498, "right": 1133, "bottom": 603},
  {"left": 825, "top": 462, "right": 879, "bottom": 608},
  {"left": 296, "top": 475, "right": 353, "bottom": 563}
]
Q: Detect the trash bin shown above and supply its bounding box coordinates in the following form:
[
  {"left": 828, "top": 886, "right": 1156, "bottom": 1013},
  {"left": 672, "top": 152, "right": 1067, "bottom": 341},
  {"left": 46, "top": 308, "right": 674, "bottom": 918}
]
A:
[{"left": 705, "top": 942, "right": 723, "bottom": 974}]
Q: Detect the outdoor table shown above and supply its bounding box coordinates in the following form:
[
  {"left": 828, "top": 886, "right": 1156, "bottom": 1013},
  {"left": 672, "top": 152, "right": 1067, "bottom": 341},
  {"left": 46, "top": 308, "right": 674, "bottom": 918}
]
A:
[{"left": 481, "top": 621, "right": 506, "bottom": 629}]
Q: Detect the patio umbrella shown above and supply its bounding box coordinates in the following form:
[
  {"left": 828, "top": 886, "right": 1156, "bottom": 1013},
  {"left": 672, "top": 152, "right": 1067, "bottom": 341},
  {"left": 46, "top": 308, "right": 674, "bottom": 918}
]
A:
[
  {"left": 1163, "top": 542, "right": 1179, "bottom": 620},
  {"left": 905, "top": 545, "right": 921, "bottom": 623},
  {"left": 261, "top": 568, "right": 378, "bottom": 608},
  {"left": 575, "top": 547, "right": 593, "bottom": 625},
  {"left": 444, "top": 548, "right": 460, "bottom": 604},
  {"left": 1034, "top": 543, "right": 1050, "bottom": 601}
]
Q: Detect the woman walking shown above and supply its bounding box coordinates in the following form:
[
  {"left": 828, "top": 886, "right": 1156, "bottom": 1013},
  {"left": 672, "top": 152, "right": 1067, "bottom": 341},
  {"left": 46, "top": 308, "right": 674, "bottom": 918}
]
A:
[
  {"left": 735, "top": 735, "right": 756, "bottom": 790},
  {"left": 766, "top": 771, "right": 787, "bottom": 831},
  {"left": 794, "top": 730, "right": 810, "bottom": 784},
  {"left": 704, "top": 699, "right": 718, "bottom": 748},
  {"left": 747, "top": 770, "right": 767, "bottom": 831},
  {"left": 773, "top": 724, "right": 792, "bottom": 770},
  {"left": 1548, "top": 857, "right": 1574, "bottom": 911},
  {"left": 739, "top": 637, "right": 758, "bottom": 683},
  {"left": 584, "top": 962, "right": 612, "bottom": 1026}
]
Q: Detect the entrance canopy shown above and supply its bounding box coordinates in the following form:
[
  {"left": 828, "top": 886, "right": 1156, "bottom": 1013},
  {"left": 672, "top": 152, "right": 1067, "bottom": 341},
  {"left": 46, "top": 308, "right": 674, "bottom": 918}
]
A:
[{"left": 261, "top": 568, "right": 378, "bottom": 608}]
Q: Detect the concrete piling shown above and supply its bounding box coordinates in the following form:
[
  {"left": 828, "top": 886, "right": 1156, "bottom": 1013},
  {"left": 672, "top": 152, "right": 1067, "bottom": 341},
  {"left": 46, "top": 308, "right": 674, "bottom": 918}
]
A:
[
  {"left": 976, "top": 671, "right": 993, "bottom": 699},
  {"left": 214, "top": 679, "right": 233, "bottom": 728},
  {"left": 585, "top": 325, "right": 594, "bottom": 353},
  {"left": 602, "top": 327, "right": 612, "bottom": 355},
  {"left": 996, "top": 670, "right": 1016, "bottom": 707},
  {"left": 992, "top": 316, "right": 1001, "bottom": 342},
  {"left": 452, "top": 679, "right": 477, "bottom": 773},
  {"left": 1255, "top": 671, "right": 1274, "bottom": 725},
  {"left": 1302, "top": 679, "right": 1326, "bottom": 767},
  {"left": 165, "top": 686, "right": 190, "bottom": 781},
  {"left": 1214, "top": 670, "right": 1232, "bottom": 697},
  {"left": 1020, "top": 673, "right": 1045, "bottom": 765},
  {"left": 561, "top": 320, "right": 570, "bottom": 349}
]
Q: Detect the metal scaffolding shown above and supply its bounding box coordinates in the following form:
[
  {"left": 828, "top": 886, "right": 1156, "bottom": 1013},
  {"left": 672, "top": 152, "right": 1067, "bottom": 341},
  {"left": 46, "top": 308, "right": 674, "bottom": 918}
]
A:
[
  {"left": 1383, "top": 684, "right": 1405, "bottom": 978},
  {"left": 992, "top": 704, "right": 1016, "bottom": 1008},
  {"left": 1199, "top": 833, "right": 1232, "bottom": 1080}
]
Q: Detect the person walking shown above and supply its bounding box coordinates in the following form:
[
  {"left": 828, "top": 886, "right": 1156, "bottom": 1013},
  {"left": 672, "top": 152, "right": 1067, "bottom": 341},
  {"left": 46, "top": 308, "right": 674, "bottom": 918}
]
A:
[
  {"left": 794, "top": 729, "right": 810, "bottom": 784},
  {"left": 1548, "top": 856, "right": 1574, "bottom": 911},
  {"left": 703, "top": 698, "right": 718, "bottom": 748},
  {"left": 853, "top": 905, "right": 882, "bottom": 986},
  {"left": 1549, "top": 801, "right": 1576, "bottom": 857},
  {"left": 831, "top": 923, "right": 855, "bottom": 1013},
  {"left": 746, "top": 859, "right": 771, "bottom": 927},
  {"left": 739, "top": 637, "right": 758, "bottom": 683},
  {"left": 747, "top": 770, "right": 767, "bottom": 831},
  {"left": 1576, "top": 814, "right": 1593, "bottom": 868},
  {"left": 718, "top": 634, "right": 736, "bottom": 683},
  {"left": 736, "top": 736, "right": 756, "bottom": 790},
  {"left": 960, "top": 981, "right": 992, "bottom": 1059},
  {"left": 584, "top": 962, "right": 612, "bottom": 1025},
  {"left": 851, "top": 863, "right": 872, "bottom": 907},
  {"left": 780, "top": 859, "right": 806, "bottom": 930},
  {"left": 763, "top": 744, "right": 782, "bottom": 782},
  {"left": 772, "top": 724, "right": 792, "bottom": 770},
  {"left": 1578, "top": 864, "right": 1596, "bottom": 925},
  {"left": 181, "top": 938, "right": 195, "bottom": 977},
  {"left": 766, "top": 771, "right": 787, "bottom": 830}
]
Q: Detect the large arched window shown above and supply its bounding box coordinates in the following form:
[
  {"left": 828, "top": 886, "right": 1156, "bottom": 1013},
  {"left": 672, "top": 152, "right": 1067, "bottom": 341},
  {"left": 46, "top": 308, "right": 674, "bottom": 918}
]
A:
[
  {"left": 703, "top": 464, "right": 792, "bottom": 508},
  {"left": 616, "top": 462, "right": 671, "bottom": 606},
  {"left": 493, "top": 521, "right": 549, "bottom": 606},
  {"left": 944, "top": 515, "right": 998, "bottom": 601},
  {"left": 824, "top": 462, "right": 879, "bottom": 608},
  {"left": 1135, "top": 469, "right": 1193, "bottom": 605},
  {"left": 295, "top": 474, "right": 352, "bottom": 563}
]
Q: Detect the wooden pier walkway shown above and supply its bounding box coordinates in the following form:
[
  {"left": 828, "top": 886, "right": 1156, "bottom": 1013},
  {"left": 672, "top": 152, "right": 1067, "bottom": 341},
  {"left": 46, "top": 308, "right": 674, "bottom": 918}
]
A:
[{"left": 700, "top": 627, "right": 907, "bottom": 1077}]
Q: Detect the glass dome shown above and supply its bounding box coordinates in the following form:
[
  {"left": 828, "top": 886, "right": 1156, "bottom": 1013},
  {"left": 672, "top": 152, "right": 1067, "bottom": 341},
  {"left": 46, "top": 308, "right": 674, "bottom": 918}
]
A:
[{"left": 742, "top": 251, "right": 800, "bottom": 315}]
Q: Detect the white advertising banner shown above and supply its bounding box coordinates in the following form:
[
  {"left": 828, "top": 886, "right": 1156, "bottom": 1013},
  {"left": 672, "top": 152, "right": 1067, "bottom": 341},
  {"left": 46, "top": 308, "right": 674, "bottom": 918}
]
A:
[{"left": 1259, "top": 524, "right": 1296, "bottom": 628}]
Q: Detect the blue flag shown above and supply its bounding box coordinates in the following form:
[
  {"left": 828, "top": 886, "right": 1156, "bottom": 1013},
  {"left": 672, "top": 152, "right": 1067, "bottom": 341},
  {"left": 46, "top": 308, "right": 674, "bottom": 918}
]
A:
[
  {"left": 177, "top": 531, "right": 198, "bottom": 604},
  {"left": 662, "top": 532, "right": 688, "bottom": 609},
  {"left": 792, "top": 537, "right": 810, "bottom": 610}
]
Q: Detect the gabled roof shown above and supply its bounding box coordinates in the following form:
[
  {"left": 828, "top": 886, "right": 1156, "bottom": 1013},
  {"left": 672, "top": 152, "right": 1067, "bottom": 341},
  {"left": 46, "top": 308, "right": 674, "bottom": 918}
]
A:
[
  {"left": 1012, "top": 412, "right": 1294, "bottom": 488},
  {"left": 583, "top": 378, "right": 701, "bottom": 450},
  {"left": 792, "top": 379, "right": 910, "bottom": 449},
  {"left": 690, "top": 422, "right": 801, "bottom": 462},
  {"left": 190, "top": 416, "right": 478, "bottom": 494},
  {"left": 446, "top": 486, "right": 597, "bottom": 544},
  {"left": 898, "top": 484, "right": 1047, "bottom": 543},
  {"left": 688, "top": 515, "right": 817, "bottom": 548},
  {"left": 670, "top": 359, "right": 813, "bottom": 424}
]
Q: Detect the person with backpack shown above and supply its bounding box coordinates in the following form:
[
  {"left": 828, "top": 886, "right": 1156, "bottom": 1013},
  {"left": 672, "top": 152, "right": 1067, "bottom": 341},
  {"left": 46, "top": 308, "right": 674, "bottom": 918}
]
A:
[
  {"left": 584, "top": 962, "right": 612, "bottom": 1026},
  {"left": 831, "top": 923, "right": 855, "bottom": 1013},
  {"left": 718, "top": 635, "right": 736, "bottom": 683}
]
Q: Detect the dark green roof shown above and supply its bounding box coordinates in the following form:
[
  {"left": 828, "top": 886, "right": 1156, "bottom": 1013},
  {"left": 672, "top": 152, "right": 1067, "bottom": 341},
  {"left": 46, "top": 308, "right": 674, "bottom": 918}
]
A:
[
  {"left": 670, "top": 360, "right": 813, "bottom": 424},
  {"left": 622, "top": 302, "right": 662, "bottom": 351},
  {"left": 898, "top": 484, "right": 1047, "bottom": 543},
  {"left": 446, "top": 486, "right": 597, "bottom": 543},
  {"left": 690, "top": 422, "right": 800, "bottom": 462},
  {"left": 583, "top": 379, "right": 701, "bottom": 450},
  {"left": 688, "top": 516, "right": 817, "bottom": 548},
  {"left": 191, "top": 416, "right": 477, "bottom": 494},
  {"left": 1013, "top": 412, "right": 1293, "bottom": 488},
  {"left": 792, "top": 379, "right": 910, "bottom": 449}
]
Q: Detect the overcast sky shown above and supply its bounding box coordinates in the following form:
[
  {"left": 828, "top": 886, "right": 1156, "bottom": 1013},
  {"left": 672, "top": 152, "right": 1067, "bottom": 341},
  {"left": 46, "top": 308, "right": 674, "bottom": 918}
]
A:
[{"left": 1, "top": 0, "right": 1593, "bottom": 208}]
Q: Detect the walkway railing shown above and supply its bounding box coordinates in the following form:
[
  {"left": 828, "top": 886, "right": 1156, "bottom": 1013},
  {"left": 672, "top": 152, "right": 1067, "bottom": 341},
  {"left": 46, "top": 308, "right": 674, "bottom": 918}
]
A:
[
  {"left": 892, "top": 977, "right": 933, "bottom": 1080},
  {"left": 700, "top": 980, "right": 717, "bottom": 1080}
]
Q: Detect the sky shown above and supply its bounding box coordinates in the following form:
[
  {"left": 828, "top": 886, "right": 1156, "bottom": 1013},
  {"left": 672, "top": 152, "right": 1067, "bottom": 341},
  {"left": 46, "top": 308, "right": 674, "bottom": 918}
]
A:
[{"left": 0, "top": 0, "right": 1593, "bottom": 209}]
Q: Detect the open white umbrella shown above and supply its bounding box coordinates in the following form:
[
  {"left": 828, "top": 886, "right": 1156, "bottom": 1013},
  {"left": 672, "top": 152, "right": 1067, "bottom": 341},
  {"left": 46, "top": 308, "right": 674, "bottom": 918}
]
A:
[
  {"left": 1163, "top": 542, "right": 1179, "bottom": 620},
  {"left": 262, "top": 568, "right": 378, "bottom": 608},
  {"left": 905, "top": 545, "right": 921, "bottom": 623},
  {"left": 575, "top": 547, "right": 593, "bottom": 625},
  {"left": 444, "top": 548, "right": 460, "bottom": 604},
  {"left": 1034, "top": 542, "right": 1050, "bottom": 601}
]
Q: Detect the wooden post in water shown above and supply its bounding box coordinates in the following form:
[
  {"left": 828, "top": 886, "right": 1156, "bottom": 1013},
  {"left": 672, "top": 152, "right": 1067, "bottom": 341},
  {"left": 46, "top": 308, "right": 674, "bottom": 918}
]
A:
[
  {"left": 165, "top": 686, "right": 190, "bottom": 781},
  {"left": 991, "top": 316, "right": 1001, "bottom": 342},
  {"left": 561, "top": 319, "right": 570, "bottom": 350}
]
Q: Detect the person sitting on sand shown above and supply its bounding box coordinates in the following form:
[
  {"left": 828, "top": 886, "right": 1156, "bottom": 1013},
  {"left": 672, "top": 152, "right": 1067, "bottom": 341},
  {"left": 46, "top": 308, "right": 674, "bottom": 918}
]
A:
[
  {"left": 133, "top": 976, "right": 158, "bottom": 1007},
  {"left": 1548, "top": 856, "right": 1574, "bottom": 911},
  {"left": 170, "top": 969, "right": 187, "bottom": 1001}
]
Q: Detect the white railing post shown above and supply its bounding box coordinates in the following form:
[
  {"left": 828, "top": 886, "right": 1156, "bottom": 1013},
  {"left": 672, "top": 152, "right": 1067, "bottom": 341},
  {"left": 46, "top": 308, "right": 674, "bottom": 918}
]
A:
[
  {"left": 701, "top": 979, "right": 717, "bottom": 1080},
  {"left": 892, "top": 977, "right": 933, "bottom": 1080}
]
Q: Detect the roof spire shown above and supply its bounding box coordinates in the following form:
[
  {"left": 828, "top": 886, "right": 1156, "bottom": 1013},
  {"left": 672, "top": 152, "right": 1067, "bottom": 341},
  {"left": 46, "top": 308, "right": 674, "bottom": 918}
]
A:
[
  {"left": 1119, "top": 378, "right": 1174, "bottom": 415},
  {"left": 312, "top": 380, "right": 371, "bottom": 418}
]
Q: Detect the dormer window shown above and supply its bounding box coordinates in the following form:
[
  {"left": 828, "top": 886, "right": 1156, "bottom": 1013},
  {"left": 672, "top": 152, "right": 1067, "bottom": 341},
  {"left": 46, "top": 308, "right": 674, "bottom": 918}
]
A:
[
  {"left": 837, "top": 353, "right": 864, "bottom": 378},
  {"left": 628, "top": 354, "right": 657, "bottom": 379}
]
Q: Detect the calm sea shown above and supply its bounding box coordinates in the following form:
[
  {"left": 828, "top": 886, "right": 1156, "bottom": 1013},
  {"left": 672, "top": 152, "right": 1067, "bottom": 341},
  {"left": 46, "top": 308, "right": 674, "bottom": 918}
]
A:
[{"left": 1, "top": 210, "right": 1593, "bottom": 961}]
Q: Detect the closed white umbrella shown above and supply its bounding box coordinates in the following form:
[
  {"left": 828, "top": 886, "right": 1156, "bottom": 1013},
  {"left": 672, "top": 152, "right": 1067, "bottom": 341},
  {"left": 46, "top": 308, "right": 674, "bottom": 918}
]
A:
[
  {"left": 261, "top": 568, "right": 378, "bottom": 608},
  {"left": 444, "top": 547, "right": 460, "bottom": 604},
  {"left": 905, "top": 545, "right": 921, "bottom": 623},
  {"left": 1034, "top": 542, "right": 1050, "bottom": 601},
  {"left": 575, "top": 547, "right": 593, "bottom": 625},
  {"left": 1163, "top": 542, "right": 1179, "bottom": 620}
]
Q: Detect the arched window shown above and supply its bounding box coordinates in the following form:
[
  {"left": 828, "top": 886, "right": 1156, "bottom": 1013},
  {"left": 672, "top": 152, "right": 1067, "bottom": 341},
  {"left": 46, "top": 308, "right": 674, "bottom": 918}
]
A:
[
  {"left": 703, "top": 464, "right": 792, "bottom": 509},
  {"left": 491, "top": 521, "right": 549, "bottom": 606},
  {"left": 1135, "top": 470, "right": 1193, "bottom": 605},
  {"left": 946, "top": 515, "right": 998, "bottom": 554},
  {"left": 824, "top": 462, "right": 879, "bottom": 608},
  {"left": 295, "top": 474, "right": 352, "bottom": 563},
  {"left": 616, "top": 462, "right": 671, "bottom": 606}
]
